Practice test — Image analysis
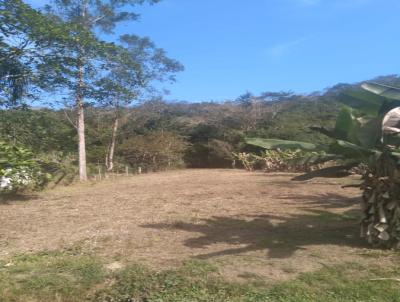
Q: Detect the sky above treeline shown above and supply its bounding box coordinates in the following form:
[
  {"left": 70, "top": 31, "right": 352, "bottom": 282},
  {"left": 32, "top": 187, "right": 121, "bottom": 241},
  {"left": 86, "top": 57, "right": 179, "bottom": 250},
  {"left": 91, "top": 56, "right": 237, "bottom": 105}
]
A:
[{"left": 26, "top": 0, "right": 400, "bottom": 102}]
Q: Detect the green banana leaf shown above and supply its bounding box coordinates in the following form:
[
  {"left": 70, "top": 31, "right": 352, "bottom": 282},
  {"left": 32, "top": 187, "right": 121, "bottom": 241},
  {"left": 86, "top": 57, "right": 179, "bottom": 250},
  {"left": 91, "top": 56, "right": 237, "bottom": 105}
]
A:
[
  {"left": 329, "top": 140, "right": 379, "bottom": 160},
  {"left": 362, "top": 82, "right": 400, "bottom": 115},
  {"left": 245, "top": 138, "right": 318, "bottom": 151},
  {"left": 334, "top": 107, "right": 359, "bottom": 143},
  {"left": 294, "top": 153, "right": 340, "bottom": 166},
  {"left": 338, "top": 89, "right": 387, "bottom": 116},
  {"left": 356, "top": 116, "right": 382, "bottom": 148},
  {"left": 312, "top": 108, "right": 381, "bottom": 149},
  {"left": 362, "top": 82, "right": 400, "bottom": 101}
]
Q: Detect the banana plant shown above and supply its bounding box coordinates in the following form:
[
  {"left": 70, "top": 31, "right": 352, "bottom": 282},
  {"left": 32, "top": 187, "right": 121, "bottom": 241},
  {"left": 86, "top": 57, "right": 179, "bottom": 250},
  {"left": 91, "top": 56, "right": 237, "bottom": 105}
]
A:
[
  {"left": 246, "top": 82, "right": 400, "bottom": 177},
  {"left": 245, "top": 138, "right": 318, "bottom": 151},
  {"left": 248, "top": 82, "right": 400, "bottom": 247}
]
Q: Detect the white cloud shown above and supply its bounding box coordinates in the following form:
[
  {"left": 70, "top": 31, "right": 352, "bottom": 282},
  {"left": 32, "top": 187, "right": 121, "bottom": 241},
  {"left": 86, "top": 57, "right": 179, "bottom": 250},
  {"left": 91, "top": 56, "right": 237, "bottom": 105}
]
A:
[{"left": 265, "top": 37, "right": 308, "bottom": 58}]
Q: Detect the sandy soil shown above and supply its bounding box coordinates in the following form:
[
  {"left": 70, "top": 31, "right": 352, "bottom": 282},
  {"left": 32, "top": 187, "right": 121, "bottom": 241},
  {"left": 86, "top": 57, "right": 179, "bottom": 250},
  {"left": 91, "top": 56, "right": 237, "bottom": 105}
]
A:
[{"left": 0, "top": 169, "right": 380, "bottom": 282}]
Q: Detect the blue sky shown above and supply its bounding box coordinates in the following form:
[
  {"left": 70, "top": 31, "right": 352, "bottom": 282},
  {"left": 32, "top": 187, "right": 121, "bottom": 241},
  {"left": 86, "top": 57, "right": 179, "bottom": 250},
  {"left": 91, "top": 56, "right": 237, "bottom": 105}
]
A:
[{"left": 27, "top": 0, "right": 400, "bottom": 102}]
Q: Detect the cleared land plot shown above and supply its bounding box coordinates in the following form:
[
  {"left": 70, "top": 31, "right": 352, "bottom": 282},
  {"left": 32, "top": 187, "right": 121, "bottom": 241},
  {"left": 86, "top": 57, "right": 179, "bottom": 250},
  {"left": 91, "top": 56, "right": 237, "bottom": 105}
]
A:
[{"left": 1, "top": 169, "right": 388, "bottom": 284}]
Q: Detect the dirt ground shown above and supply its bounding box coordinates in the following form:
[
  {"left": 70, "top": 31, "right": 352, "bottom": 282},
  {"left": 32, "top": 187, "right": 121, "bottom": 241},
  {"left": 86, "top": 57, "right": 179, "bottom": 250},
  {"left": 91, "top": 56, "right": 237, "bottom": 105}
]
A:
[{"left": 0, "top": 169, "right": 386, "bottom": 282}]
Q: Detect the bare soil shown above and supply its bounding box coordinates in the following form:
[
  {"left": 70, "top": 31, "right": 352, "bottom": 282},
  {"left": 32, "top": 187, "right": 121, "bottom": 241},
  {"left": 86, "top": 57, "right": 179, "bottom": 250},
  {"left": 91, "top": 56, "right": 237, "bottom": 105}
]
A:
[{"left": 0, "top": 169, "right": 388, "bottom": 282}]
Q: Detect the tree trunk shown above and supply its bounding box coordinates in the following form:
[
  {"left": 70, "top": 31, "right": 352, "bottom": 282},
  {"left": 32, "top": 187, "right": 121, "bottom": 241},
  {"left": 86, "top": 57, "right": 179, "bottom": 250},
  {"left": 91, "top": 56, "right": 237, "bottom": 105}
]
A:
[
  {"left": 106, "top": 112, "right": 119, "bottom": 172},
  {"left": 75, "top": 0, "right": 88, "bottom": 181},
  {"left": 360, "top": 150, "right": 400, "bottom": 248},
  {"left": 76, "top": 65, "right": 87, "bottom": 181}
]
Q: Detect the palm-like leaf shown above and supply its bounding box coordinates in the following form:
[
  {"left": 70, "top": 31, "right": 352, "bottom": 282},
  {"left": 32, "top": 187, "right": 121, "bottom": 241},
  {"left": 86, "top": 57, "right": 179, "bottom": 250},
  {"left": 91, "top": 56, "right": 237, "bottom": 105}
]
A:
[
  {"left": 329, "top": 140, "right": 379, "bottom": 160},
  {"left": 334, "top": 107, "right": 359, "bottom": 142},
  {"left": 362, "top": 82, "right": 400, "bottom": 101},
  {"left": 245, "top": 138, "right": 318, "bottom": 151},
  {"left": 338, "top": 89, "right": 387, "bottom": 116}
]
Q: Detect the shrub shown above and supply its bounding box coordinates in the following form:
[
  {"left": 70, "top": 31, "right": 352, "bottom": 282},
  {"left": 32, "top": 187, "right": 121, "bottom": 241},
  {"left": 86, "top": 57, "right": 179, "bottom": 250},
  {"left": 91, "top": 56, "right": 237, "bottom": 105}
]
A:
[
  {"left": 0, "top": 141, "right": 50, "bottom": 193},
  {"left": 119, "top": 131, "right": 188, "bottom": 172},
  {"left": 233, "top": 149, "right": 324, "bottom": 172}
]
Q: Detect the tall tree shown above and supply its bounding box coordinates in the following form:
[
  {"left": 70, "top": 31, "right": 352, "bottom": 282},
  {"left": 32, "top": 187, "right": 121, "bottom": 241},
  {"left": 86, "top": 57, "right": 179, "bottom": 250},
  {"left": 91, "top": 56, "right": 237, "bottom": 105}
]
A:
[
  {"left": 45, "top": 0, "right": 160, "bottom": 180},
  {"left": 93, "top": 34, "right": 183, "bottom": 171},
  {"left": 0, "top": 0, "right": 70, "bottom": 107}
]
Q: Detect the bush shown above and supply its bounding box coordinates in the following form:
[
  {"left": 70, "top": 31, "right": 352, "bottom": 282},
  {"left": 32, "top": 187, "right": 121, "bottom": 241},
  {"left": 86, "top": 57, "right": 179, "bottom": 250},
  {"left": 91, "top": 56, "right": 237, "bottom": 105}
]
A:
[
  {"left": 234, "top": 149, "right": 324, "bottom": 172},
  {"left": 119, "top": 131, "right": 188, "bottom": 172},
  {"left": 0, "top": 141, "right": 50, "bottom": 193}
]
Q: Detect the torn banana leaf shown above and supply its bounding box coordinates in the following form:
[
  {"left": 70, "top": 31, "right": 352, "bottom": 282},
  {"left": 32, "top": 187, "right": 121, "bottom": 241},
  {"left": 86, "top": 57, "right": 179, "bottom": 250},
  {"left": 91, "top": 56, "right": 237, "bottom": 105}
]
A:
[{"left": 245, "top": 138, "right": 319, "bottom": 151}]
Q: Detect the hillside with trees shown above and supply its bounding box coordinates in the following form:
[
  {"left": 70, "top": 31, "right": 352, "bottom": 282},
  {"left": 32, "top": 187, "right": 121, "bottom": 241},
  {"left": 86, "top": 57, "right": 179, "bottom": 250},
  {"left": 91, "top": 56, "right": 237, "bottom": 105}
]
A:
[{"left": 3, "top": 75, "right": 400, "bottom": 177}]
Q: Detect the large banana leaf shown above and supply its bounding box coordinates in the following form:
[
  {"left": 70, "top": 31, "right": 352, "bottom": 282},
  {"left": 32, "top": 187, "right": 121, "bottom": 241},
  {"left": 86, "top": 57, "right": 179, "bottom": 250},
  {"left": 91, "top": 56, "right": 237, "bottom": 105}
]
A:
[
  {"left": 356, "top": 116, "right": 382, "bottom": 148},
  {"left": 313, "top": 107, "right": 381, "bottom": 148},
  {"left": 362, "top": 82, "right": 400, "bottom": 101},
  {"left": 360, "top": 82, "right": 400, "bottom": 115},
  {"left": 245, "top": 138, "right": 318, "bottom": 151},
  {"left": 338, "top": 89, "right": 387, "bottom": 116},
  {"left": 334, "top": 107, "right": 359, "bottom": 143},
  {"left": 294, "top": 153, "right": 340, "bottom": 166},
  {"left": 329, "top": 140, "right": 379, "bottom": 160}
]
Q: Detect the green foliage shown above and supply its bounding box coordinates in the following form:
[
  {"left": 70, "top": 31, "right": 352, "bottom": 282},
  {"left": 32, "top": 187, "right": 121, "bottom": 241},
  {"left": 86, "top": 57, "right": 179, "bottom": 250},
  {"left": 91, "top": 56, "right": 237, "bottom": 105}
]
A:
[
  {"left": 90, "top": 258, "right": 400, "bottom": 302},
  {"left": 10, "top": 78, "right": 397, "bottom": 174},
  {"left": 0, "top": 109, "right": 76, "bottom": 154},
  {"left": 333, "top": 107, "right": 358, "bottom": 141},
  {"left": 362, "top": 82, "right": 400, "bottom": 101},
  {"left": 335, "top": 83, "right": 400, "bottom": 161},
  {"left": 0, "top": 0, "right": 76, "bottom": 106},
  {"left": 267, "top": 263, "right": 400, "bottom": 302},
  {"left": 0, "top": 251, "right": 104, "bottom": 302},
  {"left": 246, "top": 81, "right": 400, "bottom": 174},
  {"left": 337, "top": 89, "right": 387, "bottom": 116},
  {"left": 329, "top": 140, "right": 378, "bottom": 160},
  {"left": 2, "top": 252, "right": 400, "bottom": 302},
  {"left": 0, "top": 141, "right": 50, "bottom": 192},
  {"left": 251, "top": 98, "right": 339, "bottom": 146},
  {"left": 245, "top": 138, "right": 318, "bottom": 151},
  {"left": 38, "top": 152, "right": 78, "bottom": 186},
  {"left": 234, "top": 149, "right": 326, "bottom": 172},
  {"left": 119, "top": 130, "right": 188, "bottom": 171}
]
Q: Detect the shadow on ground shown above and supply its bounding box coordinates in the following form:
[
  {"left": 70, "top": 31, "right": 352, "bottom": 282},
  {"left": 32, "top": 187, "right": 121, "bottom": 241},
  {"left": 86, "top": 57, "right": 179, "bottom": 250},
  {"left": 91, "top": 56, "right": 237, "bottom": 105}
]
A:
[
  {"left": 142, "top": 192, "right": 365, "bottom": 260},
  {"left": 0, "top": 194, "right": 39, "bottom": 205},
  {"left": 276, "top": 192, "right": 360, "bottom": 209}
]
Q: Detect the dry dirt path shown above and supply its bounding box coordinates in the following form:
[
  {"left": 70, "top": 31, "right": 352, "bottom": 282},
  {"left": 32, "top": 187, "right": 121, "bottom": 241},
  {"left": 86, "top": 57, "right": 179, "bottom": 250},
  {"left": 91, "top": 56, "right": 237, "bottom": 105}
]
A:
[{"left": 0, "top": 169, "right": 379, "bottom": 282}]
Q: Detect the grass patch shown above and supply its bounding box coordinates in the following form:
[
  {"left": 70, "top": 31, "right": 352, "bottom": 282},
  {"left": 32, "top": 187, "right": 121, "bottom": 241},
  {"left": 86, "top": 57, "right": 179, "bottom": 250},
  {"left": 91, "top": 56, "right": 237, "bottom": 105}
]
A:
[
  {"left": 93, "top": 259, "right": 263, "bottom": 302},
  {"left": 312, "top": 210, "right": 358, "bottom": 222},
  {"left": 1, "top": 252, "right": 400, "bottom": 301},
  {"left": 268, "top": 263, "right": 400, "bottom": 302},
  {"left": 95, "top": 261, "right": 400, "bottom": 302},
  {"left": 0, "top": 251, "right": 104, "bottom": 302}
]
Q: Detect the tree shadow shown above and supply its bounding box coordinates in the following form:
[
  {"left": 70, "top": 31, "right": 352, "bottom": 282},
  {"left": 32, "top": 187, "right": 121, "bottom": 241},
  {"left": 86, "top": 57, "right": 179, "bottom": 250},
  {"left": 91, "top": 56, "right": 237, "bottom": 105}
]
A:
[
  {"left": 142, "top": 193, "right": 365, "bottom": 260},
  {"left": 276, "top": 192, "right": 360, "bottom": 209},
  {"left": 0, "top": 193, "right": 39, "bottom": 205}
]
